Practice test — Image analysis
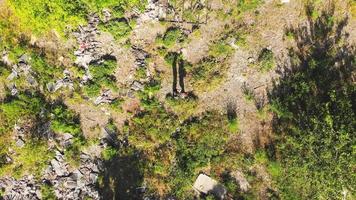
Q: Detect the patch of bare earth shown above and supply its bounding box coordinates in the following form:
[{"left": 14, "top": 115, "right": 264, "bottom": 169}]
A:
[{"left": 195, "top": 1, "right": 302, "bottom": 153}]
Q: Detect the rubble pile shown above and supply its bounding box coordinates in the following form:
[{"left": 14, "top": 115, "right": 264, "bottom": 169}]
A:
[
  {"left": 94, "top": 90, "right": 116, "bottom": 105},
  {"left": 0, "top": 175, "right": 42, "bottom": 200},
  {"left": 6, "top": 54, "right": 37, "bottom": 95},
  {"left": 1, "top": 50, "right": 12, "bottom": 66},
  {"left": 42, "top": 150, "right": 102, "bottom": 200},
  {"left": 136, "top": 0, "right": 166, "bottom": 24},
  {"left": 73, "top": 14, "right": 102, "bottom": 84},
  {"left": 47, "top": 69, "right": 74, "bottom": 92}
]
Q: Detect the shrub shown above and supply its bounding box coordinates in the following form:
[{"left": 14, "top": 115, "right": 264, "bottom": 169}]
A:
[
  {"left": 270, "top": 3, "right": 355, "bottom": 199},
  {"left": 257, "top": 48, "right": 275, "bottom": 72}
]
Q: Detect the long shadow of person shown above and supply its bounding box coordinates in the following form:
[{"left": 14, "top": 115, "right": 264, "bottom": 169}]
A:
[
  {"left": 172, "top": 53, "right": 178, "bottom": 96},
  {"left": 178, "top": 57, "right": 186, "bottom": 94}
]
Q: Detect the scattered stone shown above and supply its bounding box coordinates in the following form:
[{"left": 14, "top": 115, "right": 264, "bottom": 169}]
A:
[
  {"left": 15, "top": 138, "right": 25, "bottom": 147},
  {"left": 102, "top": 8, "right": 112, "bottom": 23},
  {"left": 0, "top": 176, "right": 41, "bottom": 200},
  {"left": 73, "top": 14, "right": 107, "bottom": 84},
  {"left": 94, "top": 90, "right": 115, "bottom": 105},
  {"left": 50, "top": 158, "right": 68, "bottom": 177},
  {"left": 49, "top": 69, "right": 74, "bottom": 93},
  {"left": 231, "top": 170, "right": 251, "bottom": 192},
  {"left": 131, "top": 81, "right": 144, "bottom": 91},
  {"left": 1, "top": 50, "right": 12, "bottom": 66},
  {"left": 9, "top": 84, "right": 18, "bottom": 96},
  {"left": 132, "top": 46, "right": 149, "bottom": 68},
  {"left": 193, "top": 174, "right": 226, "bottom": 200},
  {"left": 248, "top": 57, "right": 255, "bottom": 64},
  {"left": 137, "top": 0, "right": 166, "bottom": 24}
]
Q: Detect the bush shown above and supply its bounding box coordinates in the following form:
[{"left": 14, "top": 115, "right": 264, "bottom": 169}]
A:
[
  {"left": 270, "top": 3, "right": 355, "bottom": 199},
  {"left": 157, "top": 27, "right": 187, "bottom": 48},
  {"left": 257, "top": 48, "right": 275, "bottom": 72}
]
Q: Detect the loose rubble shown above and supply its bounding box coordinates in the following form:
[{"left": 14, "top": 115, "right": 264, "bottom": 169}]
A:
[
  {"left": 136, "top": 0, "right": 166, "bottom": 24},
  {"left": 73, "top": 14, "right": 115, "bottom": 85},
  {"left": 94, "top": 90, "right": 116, "bottom": 105},
  {"left": 5, "top": 54, "right": 37, "bottom": 95},
  {"left": 231, "top": 170, "right": 251, "bottom": 192},
  {"left": 0, "top": 143, "right": 107, "bottom": 200},
  {"left": 47, "top": 69, "right": 74, "bottom": 93},
  {"left": 1, "top": 50, "right": 12, "bottom": 66},
  {"left": 0, "top": 175, "right": 42, "bottom": 200}
]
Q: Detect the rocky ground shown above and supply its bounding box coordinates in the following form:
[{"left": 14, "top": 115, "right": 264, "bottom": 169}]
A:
[{"left": 0, "top": 0, "right": 354, "bottom": 199}]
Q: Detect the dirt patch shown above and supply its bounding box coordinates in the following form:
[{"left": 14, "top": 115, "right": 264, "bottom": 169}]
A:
[{"left": 65, "top": 98, "right": 110, "bottom": 139}]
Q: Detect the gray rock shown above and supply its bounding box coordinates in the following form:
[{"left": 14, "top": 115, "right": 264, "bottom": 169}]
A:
[
  {"left": 50, "top": 159, "right": 67, "bottom": 177},
  {"left": 131, "top": 81, "right": 144, "bottom": 91},
  {"left": 15, "top": 139, "right": 25, "bottom": 147},
  {"left": 19, "top": 54, "right": 29, "bottom": 64}
]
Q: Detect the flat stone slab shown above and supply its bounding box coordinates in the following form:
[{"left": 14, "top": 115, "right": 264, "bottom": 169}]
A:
[{"left": 193, "top": 174, "right": 226, "bottom": 199}]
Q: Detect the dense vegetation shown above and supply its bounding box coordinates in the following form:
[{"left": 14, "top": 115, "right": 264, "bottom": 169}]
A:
[
  {"left": 0, "top": 0, "right": 355, "bottom": 199},
  {"left": 270, "top": 3, "right": 355, "bottom": 199}
]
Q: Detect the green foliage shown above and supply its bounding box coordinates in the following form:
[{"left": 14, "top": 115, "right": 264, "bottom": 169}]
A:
[
  {"left": 41, "top": 184, "right": 56, "bottom": 200},
  {"left": 257, "top": 48, "right": 275, "bottom": 72},
  {"left": 157, "top": 27, "right": 187, "bottom": 48},
  {"left": 99, "top": 20, "right": 132, "bottom": 41},
  {"left": 0, "top": 140, "right": 54, "bottom": 178},
  {"left": 236, "top": 0, "right": 263, "bottom": 12},
  {"left": 170, "top": 112, "right": 231, "bottom": 199},
  {"left": 208, "top": 41, "right": 234, "bottom": 59},
  {"left": 6, "top": 0, "right": 147, "bottom": 36},
  {"left": 50, "top": 103, "right": 81, "bottom": 135},
  {"left": 228, "top": 118, "right": 239, "bottom": 133},
  {"left": 102, "top": 146, "right": 118, "bottom": 161},
  {"left": 186, "top": 57, "right": 227, "bottom": 92},
  {"left": 270, "top": 4, "right": 355, "bottom": 199},
  {"left": 8, "top": 0, "right": 88, "bottom": 35},
  {"left": 0, "top": 93, "right": 44, "bottom": 132},
  {"left": 84, "top": 59, "right": 118, "bottom": 97},
  {"left": 128, "top": 98, "right": 178, "bottom": 150},
  {"left": 166, "top": 96, "right": 198, "bottom": 121}
]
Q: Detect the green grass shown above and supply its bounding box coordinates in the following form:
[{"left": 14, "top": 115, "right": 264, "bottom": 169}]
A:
[
  {"left": 186, "top": 57, "right": 227, "bottom": 92},
  {"left": 0, "top": 140, "right": 54, "bottom": 178},
  {"left": 257, "top": 48, "right": 275, "bottom": 72},
  {"left": 156, "top": 27, "right": 187, "bottom": 48},
  {"left": 102, "top": 146, "right": 118, "bottom": 161},
  {"left": 99, "top": 20, "right": 133, "bottom": 41},
  {"left": 208, "top": 42, "right": 234, "bottom": 59},
  {"left": 8, "top": 0, "right": 88, "bottom": 36},
  {"left": 228, "top": 118, "right": 239, "bottom": 133},
  {"left": 5, "top": 0, "right": 147, "bottom": 36},
  {"left": 83, "top": 59, "right": 118, "bottom": 97},
  {"left": 41, "top": 184, "right": 56, "bottom": 200},
  {"left": 166, "top": 96, "right": 198, "bottom": 121}
]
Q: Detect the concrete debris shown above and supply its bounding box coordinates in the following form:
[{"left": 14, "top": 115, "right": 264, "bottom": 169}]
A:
[
  {"left": 137, "top": 0, "right": 166, "bottom": 24},
  {"left": 0, "top": 175, "right": 42, "bottom": 200},
  {"left": 1, "top": 50, "right": 12, "bottom": 66},
  {"left": 102, "top": 8, "right": 112, "bottom": 23},
  {"left": 131, "top": 81, "right": 144, "bottom": 91},
  {"left": 193, "top": 174, "right": 227, "bottom": 200},
  {"left": 73, "top": 14, "right": 105, "bottom": 84},
  {"left": 231, "top": 171, "right": 251, "bottom": 192},
  {"left": 94, "top": 90, "right": 116, "bottom": 105},
  {"left": 48, "top": 69, "right": 74, "bottom": 93}
]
